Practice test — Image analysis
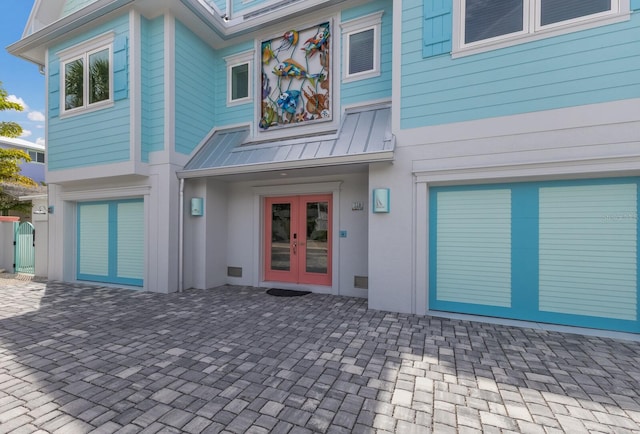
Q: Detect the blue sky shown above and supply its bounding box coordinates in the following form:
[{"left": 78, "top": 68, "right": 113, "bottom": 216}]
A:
[{"left": 0, "top": 0, "right": 45, "bottom": 146}]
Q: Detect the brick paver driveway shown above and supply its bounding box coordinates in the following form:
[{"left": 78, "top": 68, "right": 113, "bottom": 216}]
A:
[{"left": 1, "top": 279, "right": 640, "bottom": 434}]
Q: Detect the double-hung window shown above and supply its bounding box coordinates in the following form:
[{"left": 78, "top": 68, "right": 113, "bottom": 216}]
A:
[
  {"left": 458, "top": 0, "right": 626, "bottom": 53},
  {"left": 58, "top": 33, "right": 114, "bottom": 116},
  {"left": 341, "top": 11, "right": 383, "bottom": 82}
]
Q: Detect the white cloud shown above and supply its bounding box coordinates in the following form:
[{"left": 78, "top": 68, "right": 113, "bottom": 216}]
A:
[
  {"left": 28, "top": 111, "right": 45, "bottom": 122},
  {"left": 20, "top": 129, "right": 33, "bottom": 138},
  {"left": 35, "top": 138, "right": 45, "bottom": 146},
  {"left": 7, "top": 95, "right": 28, "bottom": 110},
  {"left": 36, "top": 125, "right": 44, "bottom": 129}
]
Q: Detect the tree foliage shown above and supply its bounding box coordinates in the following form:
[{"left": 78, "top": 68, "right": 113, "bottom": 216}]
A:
[
  {"left": 0, "top": 149, "right": 36, "bottom": 186},
  {"left": 0, "top": 149, "right": 37, "bottom": 216},
  {"left": 0, "top": 81, "right": 39, "bottom": 216},
  {"left": 0, "top": 81, "right": 24, "bottom": 138}
]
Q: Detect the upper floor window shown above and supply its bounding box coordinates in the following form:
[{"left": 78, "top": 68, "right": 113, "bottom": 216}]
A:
[
  {"left": 58, "top": 33, "right": 114, "bottom": 116},
  {"left": 231, "top": 64, "right": 249, "bottom": 100},
  {"left": 341, "top": 11, "right": 383, "bottom": 82},
  {"left": 225, "top": 50, "right": 254, "bottom": 106},
  {"left": 458, "top": 0, "right": 625, "bottom": 53}
]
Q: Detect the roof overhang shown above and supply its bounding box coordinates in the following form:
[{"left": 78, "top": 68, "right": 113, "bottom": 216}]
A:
[
  {"left": 178, "top": 149, "right": 395, "bottom": 179},
  {"left": 8, "top": 0, "right": 356, "bottom": 66},
  {"left": 7, "top": 0, "right": 135, "bottom": 66},
  {"left": 177, "top": 104, "right": 395, "bottom": 180},
  {"left": 179, "top": 0, "right": 350, "bottom": 40}
]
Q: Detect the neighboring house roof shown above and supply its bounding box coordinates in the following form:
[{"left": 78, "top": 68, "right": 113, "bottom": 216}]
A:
[
  {"left": 0, "top": 137, "right": 45, "bottom": 152},
  {"left": 178, "top": 104, "right": 395, "bottom": 178}
]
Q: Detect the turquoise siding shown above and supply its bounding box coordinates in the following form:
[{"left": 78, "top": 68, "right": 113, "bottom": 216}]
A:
[
  {"left": 430, "top": 178, "right": 640, "bottom": 333},
  {"left": 214, "top": 41, "right": 254, "bottom": 128},
  {"left": 62, "top": 0, "right": 99, "bottom": 17},
  {"left": 141, "top": 16, "right": 165, "bottom": 162},
  {"left": 48, "top": 14, "right": 130, "bottom": 171},
  {"left": 402, "top": 0, "right": 640, "bottom": 129},
  {"left": 341, "top": 0, "right": 393, "bottom": 106},
  {"left": 175, "top": 20, "right": 216, "bottom": 155}
]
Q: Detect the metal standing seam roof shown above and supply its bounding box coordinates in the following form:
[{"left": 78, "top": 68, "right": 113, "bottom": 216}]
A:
[{"left": 179, "top": 105, "right": 395, "bottom": 178}]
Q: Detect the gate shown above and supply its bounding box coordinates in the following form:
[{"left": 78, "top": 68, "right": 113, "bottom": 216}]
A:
[{"left": 14, "top": 221, "right": 35, "bottom": 275}]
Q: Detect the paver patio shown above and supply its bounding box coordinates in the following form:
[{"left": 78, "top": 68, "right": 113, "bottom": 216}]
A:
[{"left": 0, "top": 278, "right": 640, "bottom": 433}]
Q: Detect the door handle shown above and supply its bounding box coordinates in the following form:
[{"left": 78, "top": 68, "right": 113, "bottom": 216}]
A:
[{"left": 292, "top": 233, "right": 297, "bottom": 255}]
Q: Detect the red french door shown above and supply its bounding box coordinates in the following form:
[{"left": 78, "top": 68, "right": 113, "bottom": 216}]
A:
[{"left": 264, "top": 194, "right": 332, "bottom": 286}]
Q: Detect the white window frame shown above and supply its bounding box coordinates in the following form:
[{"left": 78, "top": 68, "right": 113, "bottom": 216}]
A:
[
  {"left": 57, "top": 32, "right": 115, "bottom": 118},
  {"left": 454, "top": 0, "right": 630, "bottom": 58},
  {"left": 341, "top": 11, "right": 383, "bottom": 83},
  {"left": 224, "top": 50, "right": 254, "bottom": 106},
  {"left": 28, "top": 150, "right": 45, "bottom": 164}
]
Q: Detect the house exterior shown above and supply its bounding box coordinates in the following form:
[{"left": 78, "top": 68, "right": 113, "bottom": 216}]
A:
[
  {"left": 0, "top": 136, "right": 46, "bottom": 185},
  {"left": 9, "top": 0, "right": 640, "bottom": 333}
]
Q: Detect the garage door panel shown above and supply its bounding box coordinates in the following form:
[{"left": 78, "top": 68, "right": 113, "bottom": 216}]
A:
[
  {"left": 539, "top": 183, "right": 637, "bottom": 322},
  {"left": 78, "top": 203, "right": 109, "bottom": 277},
  {"left": 116, "top": 201, "right": 144, "bottom": 281},
  {"left": 435, "top": 189, "right": 512, "bottom": 308}
]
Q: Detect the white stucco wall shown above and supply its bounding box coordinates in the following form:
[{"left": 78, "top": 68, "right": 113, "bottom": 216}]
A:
[
  {"left": 370, "top": 98, "right": 640, "bottom": 317},
  {"left": 184, "top": 171, "right": 370, "bottom": 297},
  {"left": 0, "top": 220, "right": 18, "bottom": 272}
]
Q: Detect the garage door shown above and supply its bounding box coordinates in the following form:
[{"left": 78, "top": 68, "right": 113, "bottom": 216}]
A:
[
  {"left": 429, "top": 178, "right": 639, "bottom": 333},
  {"left": 77, "top": 199, "right": 144, "bottom": 287}
]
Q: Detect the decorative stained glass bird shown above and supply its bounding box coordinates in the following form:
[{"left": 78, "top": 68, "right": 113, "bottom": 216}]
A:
[
  {"left": 277, "top": 90, "right": 301, "bottom": 114},
  {"left": 302, "top": 26, "right": 330, "bottom": 58}
]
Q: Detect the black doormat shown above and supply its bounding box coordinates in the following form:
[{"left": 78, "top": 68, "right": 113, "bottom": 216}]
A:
[{"left": 266, "top": 288, "right": 311, "bottom": 297}]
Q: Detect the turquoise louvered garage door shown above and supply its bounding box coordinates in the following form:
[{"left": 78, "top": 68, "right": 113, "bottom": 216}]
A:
[
  {"left": 430, "top": 178, "right": 639, "bottom": 333},
  {"left": 77, "top": 199, "right": 144, "bottom": 287}
]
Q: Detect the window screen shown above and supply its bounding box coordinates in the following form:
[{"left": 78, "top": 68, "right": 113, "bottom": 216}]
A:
[
  {"left": 349, "top": 29, "right": 375, "bottom": 75},
  {"left": 540, "top": 0, "right": 611, "bottom": 26},
  {"left": 465, "top": 0, "right": 524, "bottom": 43}
]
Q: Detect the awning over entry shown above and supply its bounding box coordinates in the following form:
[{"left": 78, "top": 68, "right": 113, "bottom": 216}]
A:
[{"left": 178, "top": 105, "right": 394, "bottom": 178}]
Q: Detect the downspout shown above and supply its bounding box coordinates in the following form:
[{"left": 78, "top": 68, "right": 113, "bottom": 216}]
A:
[
  {"left": 178, "top": 178, "right": 184, "bottom": 292},
  {"left": 226, "top": 0, "right": 232, "bottom": 19}
]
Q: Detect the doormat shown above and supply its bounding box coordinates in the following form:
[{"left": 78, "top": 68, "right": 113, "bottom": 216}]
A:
[{"left": 266, "top": 288, "right": 311, "bottom": 297}]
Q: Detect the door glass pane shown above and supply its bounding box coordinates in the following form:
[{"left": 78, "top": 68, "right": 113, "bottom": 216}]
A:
[
  {"left": 540, "top": 0, "right": 611, "bottom": 26},
  {"left": 271, "top": 204, "right": 290, "bottom": 271},
  {"left": 305, "top": 201, "right": 328, "bottom": 274},
  {"left": 465, "top": 0, "right": 524, "bottom": 44}
]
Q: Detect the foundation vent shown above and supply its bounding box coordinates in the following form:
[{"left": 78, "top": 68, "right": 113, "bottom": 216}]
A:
[
  {"left": 227, "top": 267, "right": 242, "bottom": 278},
  {"left": 354, "top": 275, "right": 368, "bottom": 289}
]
